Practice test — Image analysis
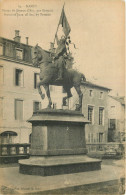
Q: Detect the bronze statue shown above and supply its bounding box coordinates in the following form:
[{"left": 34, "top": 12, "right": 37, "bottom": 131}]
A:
[
  {"left": 32, "top": 44, "right": 86, "bottom": 111},
  {"left": 54, "top": 34, "right": 67, "bottom": 81}
]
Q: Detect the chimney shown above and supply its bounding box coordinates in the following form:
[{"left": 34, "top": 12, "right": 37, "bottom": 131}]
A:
[
  {"left": 26, "top": 37, "right": 29, "bottom": 45},
  {"left": 14, "top": 30, "right": 21, "bottom": 43}
]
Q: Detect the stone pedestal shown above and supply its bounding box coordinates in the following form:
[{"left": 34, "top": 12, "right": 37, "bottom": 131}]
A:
[{"left": 19, "top": 109, "right": 101, "bottom": 176}]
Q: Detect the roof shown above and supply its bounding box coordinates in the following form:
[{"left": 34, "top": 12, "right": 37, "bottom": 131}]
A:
[
  {"left": 0, "top": 36, "right": 32, "bottom": 47},
  {"left": 81, "top": 81, "right": 111, "bottom": 91},
  {"left": 0, "top": 36, "right": 50, "bottom": 60},
  {"left": 109, "top": 95, "right": 125, "bottom": 105},
  {"left": 0, "top": 36, "right": 32, "bottom": 64}
]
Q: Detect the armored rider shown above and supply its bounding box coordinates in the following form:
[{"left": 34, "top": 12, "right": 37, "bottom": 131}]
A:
[{"left": 54, "top": 34, "right": 67, "bottom": 81}]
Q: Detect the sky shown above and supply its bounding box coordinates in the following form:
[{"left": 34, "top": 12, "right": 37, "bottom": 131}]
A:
[{"left": 0, "top": 0, "right": 125, "bottom": 96}]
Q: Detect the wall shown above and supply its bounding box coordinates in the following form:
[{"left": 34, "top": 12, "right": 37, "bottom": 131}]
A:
[
  {"left": 69, "top": 84, "right": 109, "bottom": 143},
  {"left": 108, "top": 96, "right": 125, "bottom": 137},
  {"left": 0, "top": 58, "right": 64, "bottom": 143}
]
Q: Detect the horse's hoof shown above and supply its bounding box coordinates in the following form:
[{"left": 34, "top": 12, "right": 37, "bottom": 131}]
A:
[{"left": 41, "top": 94, "right": 45, "bottom": 99}]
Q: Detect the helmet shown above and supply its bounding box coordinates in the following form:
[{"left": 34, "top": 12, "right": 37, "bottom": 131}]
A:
[{"left": 61, "top": 35, "right": 66, "bottom": 41}]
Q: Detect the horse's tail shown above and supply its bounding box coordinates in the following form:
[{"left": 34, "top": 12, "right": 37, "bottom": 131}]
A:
[{"left": 81, "top": 73, "right": 86, "bottom": 82}]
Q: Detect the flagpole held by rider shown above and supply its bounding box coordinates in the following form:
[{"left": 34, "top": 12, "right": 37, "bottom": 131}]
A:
[{"left": 32, "top": 3, "right": 86, "bottom": 111}]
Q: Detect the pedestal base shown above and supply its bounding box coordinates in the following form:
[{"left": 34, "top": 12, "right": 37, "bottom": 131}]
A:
[
  {"left": 19, "top": 109, "right": 102, "bottom": 176},
  {"left": 19, "top": 155, "right": 101, "bottom": 176}
]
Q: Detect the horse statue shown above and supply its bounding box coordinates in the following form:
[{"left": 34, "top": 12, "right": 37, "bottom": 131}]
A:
[{"left": 32, "top": 44, "right": 86, "bottom": 111}]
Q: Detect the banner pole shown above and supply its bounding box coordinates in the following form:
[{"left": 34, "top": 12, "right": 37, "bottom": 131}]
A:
[{"left": 53, "top": 3, "right": 65, "bottom": 44}]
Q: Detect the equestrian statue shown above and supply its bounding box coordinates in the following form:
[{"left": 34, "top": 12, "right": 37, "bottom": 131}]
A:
[{"left": 32, "top": 34, "right": 86, "bottom": 111}]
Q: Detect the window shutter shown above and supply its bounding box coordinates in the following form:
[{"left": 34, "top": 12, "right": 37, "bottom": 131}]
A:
[{"left": 15, "top": 100, "right": 23, "bottom": 120}]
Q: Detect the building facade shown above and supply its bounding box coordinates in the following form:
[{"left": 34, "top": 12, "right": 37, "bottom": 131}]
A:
[
  {"left": 0, "top": 31, "right": 111, "bottom": 147},
  {"left": 68, "top": 81, "right": 110, "bottom": 144},
  {"left": 0, "top": 31, "right": 64, "bottom": 145},
  {"left": 108, "top": 95, "right": 125, "bottom": 142}
]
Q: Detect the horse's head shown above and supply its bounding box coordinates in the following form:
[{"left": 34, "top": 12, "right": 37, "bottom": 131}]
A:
[{"left": 32, "top": 44, "right": 43, "bottom": 67}]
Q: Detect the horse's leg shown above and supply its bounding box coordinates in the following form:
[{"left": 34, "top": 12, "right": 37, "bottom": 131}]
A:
[
  {"left": 37, "top": 80, "right": 45, "bottom": 100},
  {"left": 63, "top": 87, "right": 72, "bottom": 98},
  {"left": 43, "top": 84, "right": 52, "bottom": 108},
  {"left": 74, "top": 85, "right": 83, "bottom": 111}
]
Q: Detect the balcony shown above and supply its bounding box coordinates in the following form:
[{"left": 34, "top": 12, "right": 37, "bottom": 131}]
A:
[{"left": 0, "top": 143, "right": 30, "bottom": 163}]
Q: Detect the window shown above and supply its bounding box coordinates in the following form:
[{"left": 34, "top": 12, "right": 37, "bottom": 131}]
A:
[
  {"left": 16, "top": 48, "right": 23, "bottom": 60},
  {"left": 50, "top": 85, "right": 56, "bottom": 92},
  {"left": 63, "top": 98, "right": 69, "bottom": 107},
  {"left": 29, "top": 133, "right": 32, "bottom": 143},
  {"left": 91, "top": 133, "right": 93, "bottom": 143},
  {"left": 88, "top": 134, "right": 90, "bottom": 143},
  {"left": 53, "top": 103, "right": 57, "bottom": 109},
  {"left": 0, "top": 66, "right": 3, "bottom": 84},
  {"left": 0, "top": 131, "right": 17, "bottom": 144},
  {"left": 34, "top": 73, "right": 39, "bottom": 89},
  {"left": 15, "top": 69, "right": 23, "bottom": 86},
  {"left": 5, "top": 42, "right": 14, "bottom": 57},
  {"left": 99, "top": 133, "right": 103, "bottom": 143},
  {"left": 99, "top": 92, "right": 103, "bottom": 99},
  {"left": 33, "top": 101, "right": 41, "bottom": 112},
  {"left": 88, "top": 106, "right": 94, "bottom": 124},
  {"left": 0, "top": 44, "right": 3, "bottom": 55},
  {"left": 0, "top": 97, "right": 3, "bottom": 118},
  {"left": 111, "top": 106, "right": 115, "bottom": 109},
  {"left": 99, "top": 107, "right": 104, "bottom": 125},
  {"left": 89, "top": 90, "right": 93, "bottom": 97},
  {"left": 109, "top": 119, "right": 116, "bottom": 129},
  {"left": 62, "top": 87, "right": 66, "bottom": 93},
  {"left": 97, "top": 133, "right": 99, "bottom": 143},
  {"left": 15, "top": 99, "right": 23, "bottom": 120}
]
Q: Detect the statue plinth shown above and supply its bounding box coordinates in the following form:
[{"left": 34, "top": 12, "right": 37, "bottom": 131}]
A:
[{"left": 19, "top": 109, "right": 101, "bottom": 176}]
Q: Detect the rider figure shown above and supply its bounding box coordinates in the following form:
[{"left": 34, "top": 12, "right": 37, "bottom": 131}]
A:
[{"left": 54, "top": 34, "right": 67, "bottom": 81}]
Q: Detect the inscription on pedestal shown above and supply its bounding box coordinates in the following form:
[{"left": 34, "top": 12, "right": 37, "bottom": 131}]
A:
[{"left": 48, "top": 124, "right": 86, "bottom": 150}]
